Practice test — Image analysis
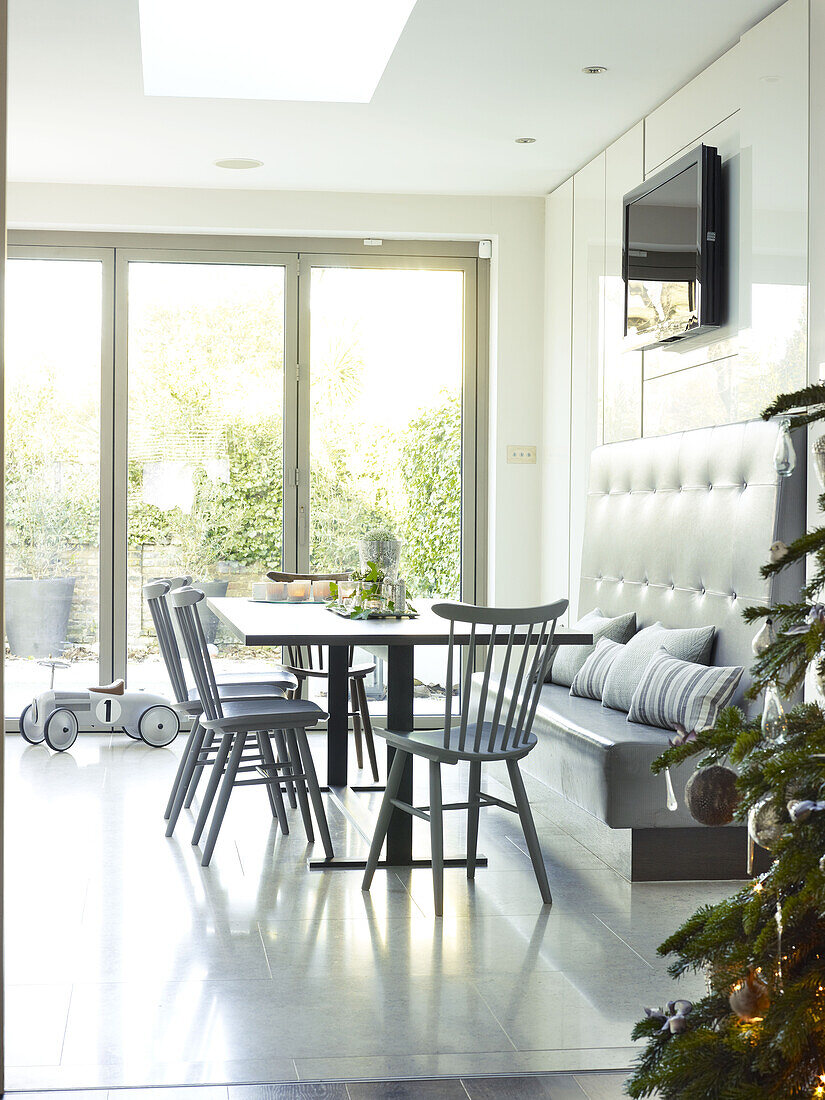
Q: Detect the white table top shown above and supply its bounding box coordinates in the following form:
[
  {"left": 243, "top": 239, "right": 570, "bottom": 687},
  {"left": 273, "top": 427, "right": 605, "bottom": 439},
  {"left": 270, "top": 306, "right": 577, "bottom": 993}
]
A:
[{"left": 207, "top": 596, "right": 591, "bottom": 648}]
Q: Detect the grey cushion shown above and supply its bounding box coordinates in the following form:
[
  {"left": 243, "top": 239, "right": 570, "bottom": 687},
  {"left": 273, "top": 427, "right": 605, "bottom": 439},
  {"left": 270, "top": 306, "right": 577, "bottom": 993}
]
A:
[
  {"left": 549, "top": 607, "right": 636, "bottom": 686},
  {"left": 569, "top": 637, "right": 625, "bottom": 700},
  {"left": 627, "top": 647, "right": 743, "bottom": 733},
  {"left": 601, "top": 621, "right": 715, "bottom": 713}
]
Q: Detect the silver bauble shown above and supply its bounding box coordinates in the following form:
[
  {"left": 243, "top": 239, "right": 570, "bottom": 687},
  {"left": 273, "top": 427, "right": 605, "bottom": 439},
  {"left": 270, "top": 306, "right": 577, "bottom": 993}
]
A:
[
  {"left": 747, "top": 795, "right": 787, "bottom": 851},
  {"left": 814, "top": 433, "right": 825, "bottom": 490}
]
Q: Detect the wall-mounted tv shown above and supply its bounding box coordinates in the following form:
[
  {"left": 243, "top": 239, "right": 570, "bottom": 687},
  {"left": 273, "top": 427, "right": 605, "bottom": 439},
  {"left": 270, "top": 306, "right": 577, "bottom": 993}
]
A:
[{"left": 623, "top": 143, "right": 723, "bottom": 350}]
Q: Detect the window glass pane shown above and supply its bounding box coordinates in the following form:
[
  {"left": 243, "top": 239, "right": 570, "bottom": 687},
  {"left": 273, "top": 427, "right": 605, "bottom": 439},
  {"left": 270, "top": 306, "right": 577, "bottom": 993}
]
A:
[
  {"left": 126, "top": 261, "right": 285, "bottom": 691},
  {"left": 309, "top": 266, "right": 464, "bottom": 717},
  {"left": 4, "top": 259, "right": 102, "bottom": 718}
]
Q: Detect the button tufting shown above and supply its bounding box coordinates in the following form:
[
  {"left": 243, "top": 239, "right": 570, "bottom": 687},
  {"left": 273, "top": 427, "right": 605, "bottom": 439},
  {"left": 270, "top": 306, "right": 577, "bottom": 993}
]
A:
[
  {"left": 670, "top": 583, "right": 675, "bottom": 590},
  {"left": 731, "top": 592, "right": 737, "bottom": 600},
  {"left": 742, "top": 481, "right": 747, "bottom": 490},
  {"left": 701, "top": 587, "right": 706, "bottom": 595}
]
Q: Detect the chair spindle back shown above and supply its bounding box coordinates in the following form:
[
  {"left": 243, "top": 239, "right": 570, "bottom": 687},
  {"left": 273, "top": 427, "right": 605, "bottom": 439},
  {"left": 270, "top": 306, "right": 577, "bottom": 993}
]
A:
[
  {"left": 433, "top": 599, "right": 568, "bottom": 753},
  {"left": 170, "top": 587, "right": 224, "bottom": 723},
  {"left": 143, "top": 580, "right": 189, "bottom": 703}
]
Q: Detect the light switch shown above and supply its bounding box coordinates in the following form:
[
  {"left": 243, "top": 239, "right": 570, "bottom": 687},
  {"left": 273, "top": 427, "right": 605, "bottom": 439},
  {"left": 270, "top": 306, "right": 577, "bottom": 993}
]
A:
[{"left": 507, "top": 445, "right": 537, "bottom": 464}]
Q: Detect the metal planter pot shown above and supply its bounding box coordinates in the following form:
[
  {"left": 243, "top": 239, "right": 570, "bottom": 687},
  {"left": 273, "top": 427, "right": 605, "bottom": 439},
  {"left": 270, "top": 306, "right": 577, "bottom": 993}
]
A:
[{"left": 5, "top": 576, "right": 77, "bottom": 658}]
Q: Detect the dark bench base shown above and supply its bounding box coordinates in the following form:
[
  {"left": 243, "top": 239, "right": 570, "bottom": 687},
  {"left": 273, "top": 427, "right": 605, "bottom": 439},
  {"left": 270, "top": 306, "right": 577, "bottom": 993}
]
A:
[
  {"left": 629, "top": 824, "right": 770, "bottom": 881},
  {"left": 514, "top": 771, "right": 769, "bottom": 882}
]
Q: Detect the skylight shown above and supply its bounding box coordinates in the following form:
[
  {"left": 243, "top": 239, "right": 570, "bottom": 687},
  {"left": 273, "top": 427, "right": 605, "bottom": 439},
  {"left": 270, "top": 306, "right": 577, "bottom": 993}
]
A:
[{"left": 138, "top": 0, "right": 418, "bottom": 103}]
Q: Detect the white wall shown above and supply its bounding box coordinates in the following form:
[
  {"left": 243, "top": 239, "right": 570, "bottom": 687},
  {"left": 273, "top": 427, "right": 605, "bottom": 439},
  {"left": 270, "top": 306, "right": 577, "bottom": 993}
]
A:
[
  {"left": 542, "top": 0, "right": 809, "bottom": 616},
  {"left": 6, "top": 183, "right": 546, "bottom": 606}
]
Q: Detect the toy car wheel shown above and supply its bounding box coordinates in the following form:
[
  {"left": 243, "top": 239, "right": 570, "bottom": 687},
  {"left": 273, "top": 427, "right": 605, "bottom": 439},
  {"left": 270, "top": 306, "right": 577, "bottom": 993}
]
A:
[
  {"left": 138, "top": 705, "right": 179, "bottom": 747},
  {"left": 20, "top": 704, "right": 45, "bottom": 745},
  {"left": 44, "top": 708, "right": 79, "bottom": 752}
]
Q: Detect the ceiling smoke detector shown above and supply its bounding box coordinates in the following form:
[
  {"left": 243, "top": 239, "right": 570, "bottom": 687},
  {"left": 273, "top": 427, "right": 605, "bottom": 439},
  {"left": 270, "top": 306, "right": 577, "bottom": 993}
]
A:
[
  {"left": 582, "top": 65, "right": 607, "bottom": 75},
  {"left": 515, "top": 137, "right": 536, "bottom": 144}
]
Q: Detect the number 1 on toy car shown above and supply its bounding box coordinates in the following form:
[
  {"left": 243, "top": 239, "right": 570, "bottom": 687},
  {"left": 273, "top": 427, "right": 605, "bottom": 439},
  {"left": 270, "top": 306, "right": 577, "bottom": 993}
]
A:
[{"left": 95, "top": 696, "right": 121, "bottom": 725}]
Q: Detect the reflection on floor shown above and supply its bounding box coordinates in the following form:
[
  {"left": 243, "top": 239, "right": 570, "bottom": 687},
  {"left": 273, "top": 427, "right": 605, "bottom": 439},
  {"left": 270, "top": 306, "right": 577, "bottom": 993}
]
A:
[{"left": 5, "top": 732, "right": 738, "bottom": 1091}]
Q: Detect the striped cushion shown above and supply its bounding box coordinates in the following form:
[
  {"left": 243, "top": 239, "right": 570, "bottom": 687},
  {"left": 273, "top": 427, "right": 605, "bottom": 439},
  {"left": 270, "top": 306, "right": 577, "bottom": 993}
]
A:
[
  {"left": 569, "top": 638, "right": 625, "bottom": 701},
  {"left": 627, "top": 647, "right": 744, "bottom": 733}
]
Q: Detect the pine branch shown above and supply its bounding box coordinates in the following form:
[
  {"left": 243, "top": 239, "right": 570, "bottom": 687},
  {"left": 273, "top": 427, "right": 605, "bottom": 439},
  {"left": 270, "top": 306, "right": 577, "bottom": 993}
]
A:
[{"left": 762, "top": 383, "right": 825, "bottom": 423}]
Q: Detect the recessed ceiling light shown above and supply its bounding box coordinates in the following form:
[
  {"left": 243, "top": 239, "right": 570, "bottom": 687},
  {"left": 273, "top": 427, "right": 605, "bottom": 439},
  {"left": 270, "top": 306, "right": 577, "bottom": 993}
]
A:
[
  {"left": 214, "top": 158, "right": 264, "bottom": 170},
  {"left": 582, "top": 65, "right": 607, "bottom": 75},
  {"left": 139, "top": 0, "right": 418, "bottom": 103},
  {"left": 515, "top": 137, "right": 536, "bottom": 144}
]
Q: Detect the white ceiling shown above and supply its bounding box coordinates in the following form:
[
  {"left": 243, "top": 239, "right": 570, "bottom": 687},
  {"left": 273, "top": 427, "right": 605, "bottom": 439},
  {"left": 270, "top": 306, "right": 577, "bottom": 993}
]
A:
[{"left": 9, "top": 0, "right": 785, "bottom": 196}]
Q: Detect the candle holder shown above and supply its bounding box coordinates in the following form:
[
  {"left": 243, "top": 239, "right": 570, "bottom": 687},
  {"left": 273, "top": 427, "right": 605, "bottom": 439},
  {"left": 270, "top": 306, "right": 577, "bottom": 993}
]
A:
[{"left": 288, "top": 579, "right": 311, "bottom": 602}]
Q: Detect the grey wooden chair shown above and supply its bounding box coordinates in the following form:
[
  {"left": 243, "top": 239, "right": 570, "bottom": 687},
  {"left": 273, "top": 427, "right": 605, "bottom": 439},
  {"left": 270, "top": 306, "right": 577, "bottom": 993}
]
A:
[
  {"left": 267, "top": 569, "right": 380, "bottom": 782},
  {"left": 170, "top": 586, "right": 334, "bottom": 866},
  {"left": 144, "top": 580, "right": 299, "bottom": 838},
  {"left": 362, "top": 598, "right": 568, "bottom": 916}
]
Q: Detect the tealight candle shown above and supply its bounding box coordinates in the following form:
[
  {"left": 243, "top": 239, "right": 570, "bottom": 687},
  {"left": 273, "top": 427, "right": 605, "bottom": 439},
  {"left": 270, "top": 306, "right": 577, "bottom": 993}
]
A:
[
  {"left": 288, "top": 579, "right": 311, "bottom": 602},
  {"left": 252, "top": 582, "right": 268, "bottom": 601},
  {"left": 312, "top": 579, "right": 332, "bottom": 601},
  {"left": 266, "top": 581, "right": 288, "bottom": 601}
]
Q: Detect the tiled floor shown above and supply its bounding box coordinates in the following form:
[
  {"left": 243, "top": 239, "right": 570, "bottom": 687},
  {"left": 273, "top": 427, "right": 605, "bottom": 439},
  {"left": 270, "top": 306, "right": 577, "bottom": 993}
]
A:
[
  {"left": 5, "top": 731, "right": 737, "bottom": 1091},
  {"left": 8, "top": 1075, "right": 628, "bottom": 1098}
]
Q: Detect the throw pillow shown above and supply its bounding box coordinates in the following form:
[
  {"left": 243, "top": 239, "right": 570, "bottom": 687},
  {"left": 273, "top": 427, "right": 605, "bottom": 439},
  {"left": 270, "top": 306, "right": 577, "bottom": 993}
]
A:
[
  {"left": 627, "top": 646, "right": 744, "bottom": 733},
  {"left": 601, "top": 621, "right": 715, "bottom": 713},
  {"left": 569, "top": 637, "right": 625, "bottom": 700},
  {"left": 549, "top": 607, "right": 637, "bottom": 686}
]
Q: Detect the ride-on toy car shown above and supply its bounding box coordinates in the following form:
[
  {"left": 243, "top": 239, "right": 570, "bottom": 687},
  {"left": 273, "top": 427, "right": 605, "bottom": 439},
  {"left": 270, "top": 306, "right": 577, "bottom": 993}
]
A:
[{"left": 20, "top": 672, "right": 180, "bottom": 752}]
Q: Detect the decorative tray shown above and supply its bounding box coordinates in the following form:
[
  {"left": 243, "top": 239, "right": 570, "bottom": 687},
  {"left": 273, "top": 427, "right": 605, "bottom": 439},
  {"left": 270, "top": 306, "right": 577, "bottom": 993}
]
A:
[
  {"left": 325, "top": 603, "right": 419, "bottom": 620},
  {"left": 248, "top": 598, "right": 328, "bottom": 605}
]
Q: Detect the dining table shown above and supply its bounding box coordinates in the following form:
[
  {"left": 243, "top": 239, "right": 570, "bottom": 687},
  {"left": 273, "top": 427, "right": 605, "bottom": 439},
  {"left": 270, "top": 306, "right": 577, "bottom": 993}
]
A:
[{"left": 207, "top": 596, "right": 591, "bottom": 871}]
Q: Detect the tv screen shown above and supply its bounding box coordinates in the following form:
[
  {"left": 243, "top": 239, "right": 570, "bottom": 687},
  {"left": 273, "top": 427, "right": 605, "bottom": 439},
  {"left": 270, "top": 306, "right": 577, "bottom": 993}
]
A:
[{"left": 623, "top": 144, "right": 722, "bottom": 350}]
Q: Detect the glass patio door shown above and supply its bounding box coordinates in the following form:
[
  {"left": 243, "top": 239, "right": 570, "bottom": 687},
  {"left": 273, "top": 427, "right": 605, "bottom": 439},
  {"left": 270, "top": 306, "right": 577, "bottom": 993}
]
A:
[
  {"left": 298, "top": 255, "right": 478, "bottom": 715},
  {"left": 4, "top": 250, "right": 112, "bottom": 720},
  {"left": 118, "top": 252, "right": 297, "bottom": 692}
]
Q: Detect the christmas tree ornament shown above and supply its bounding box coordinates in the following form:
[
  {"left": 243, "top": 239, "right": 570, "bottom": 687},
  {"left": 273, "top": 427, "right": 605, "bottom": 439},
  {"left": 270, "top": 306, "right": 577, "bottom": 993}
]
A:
[
  {"left": 813, "top": 433, "right": 825, "bottom": 489},
  {"left": 768, "top": 541, "right": 789, "bottom": 564},
  {"left": 772, "top": 417, "right": 796, "bottom": 477},
  {"left": 787, "top": 798, "right": 825, "bottom": 823},
  {"left": 684, "top": 764, "right": 740, "bottom": 826},
  {"left": 748, "top": 794, "right": 787, "bottom": 851},
  {"left": 751, "top": 617, "right": 776, "bottom": 656},
  {"left": 644, "top": 999, "right": 693, "bottom": 1035},
  {"left": 729, "top": 968, "right": 770, "bottom": 1022},
  {"left": 761, "top": 683, "right": 788, "bottom": 743}
]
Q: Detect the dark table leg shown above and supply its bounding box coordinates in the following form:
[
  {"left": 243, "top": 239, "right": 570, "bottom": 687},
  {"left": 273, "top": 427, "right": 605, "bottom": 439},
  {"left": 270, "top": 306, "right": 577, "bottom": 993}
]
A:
[
  {"left": 326, "top": 644, "right": 350, "bottom": 787},
  {"left": 385, "top": 644, "right": 414, "bottom": 865},
  {"left": 309, "top": 640, "right": 486, "bottom": 872}
]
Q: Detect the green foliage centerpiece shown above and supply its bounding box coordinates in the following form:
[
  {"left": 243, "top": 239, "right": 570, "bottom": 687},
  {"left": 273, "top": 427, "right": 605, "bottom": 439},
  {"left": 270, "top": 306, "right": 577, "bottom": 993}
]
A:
[{"left": 627, "top": 384, "right": 825, "bottom": 1100}]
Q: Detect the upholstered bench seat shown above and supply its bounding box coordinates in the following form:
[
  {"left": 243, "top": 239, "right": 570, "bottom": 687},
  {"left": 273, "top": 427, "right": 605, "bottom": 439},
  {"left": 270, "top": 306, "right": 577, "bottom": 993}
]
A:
[{"left": 478, "top": 677, "right": 694, "bottom": 829}]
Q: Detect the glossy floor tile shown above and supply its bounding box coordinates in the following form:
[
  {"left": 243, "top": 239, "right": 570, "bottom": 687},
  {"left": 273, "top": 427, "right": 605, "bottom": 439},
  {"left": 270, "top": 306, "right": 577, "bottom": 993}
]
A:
[{"left": 5, "top": 732, "right": 734, "bottom": 1089}]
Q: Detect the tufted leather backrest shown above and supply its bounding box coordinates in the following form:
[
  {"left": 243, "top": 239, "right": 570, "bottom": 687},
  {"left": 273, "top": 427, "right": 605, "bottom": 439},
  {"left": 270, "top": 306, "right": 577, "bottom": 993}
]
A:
[{"left": 579, "top": 420, "right": 806, "bottom": 704}]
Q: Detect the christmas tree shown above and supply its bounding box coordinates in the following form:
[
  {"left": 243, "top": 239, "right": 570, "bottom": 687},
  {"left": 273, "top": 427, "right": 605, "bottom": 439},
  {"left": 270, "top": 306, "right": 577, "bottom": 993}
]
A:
[{"left": 626, "top": 384, "right": 825, "bottom": 1100}]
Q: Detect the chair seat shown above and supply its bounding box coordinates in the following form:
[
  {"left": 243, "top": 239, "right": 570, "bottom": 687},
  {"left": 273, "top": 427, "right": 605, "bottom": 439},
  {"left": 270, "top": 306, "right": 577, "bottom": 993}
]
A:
[
  {"left": 377, "top": 722, "right": 537, "bottom": 764},
  {"left": 205, "top": 679, "right": 296, "bottom": 700},
  {"left": 285, "top": 661, "right": 375, "bottom": 680},
  {"left": 200, "top": 696, "right": 328, "bottom": 734},
  {"left": 216, "top": 669, "right": 298, "bottom": 691}
]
